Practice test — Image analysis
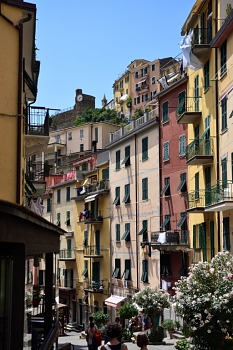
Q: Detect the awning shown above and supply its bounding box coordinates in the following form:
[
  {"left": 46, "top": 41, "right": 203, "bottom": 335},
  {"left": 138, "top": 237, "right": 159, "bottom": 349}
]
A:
[
  {"left": 167, "top": 73, "right": 180, "bottom": 83},
  {"left": 105, "top": 295, "right": 126, "bottom": 307},
  {"left": 85, "top": 194, "right": 98, "bottom": 203},
  {"left": 120, "top": 94, "right": 128, "bottom": 101}
]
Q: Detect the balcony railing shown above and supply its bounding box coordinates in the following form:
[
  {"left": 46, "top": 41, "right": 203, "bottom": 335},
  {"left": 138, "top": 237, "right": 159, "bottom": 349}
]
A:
[
  {"left": 84, "top": 210, "right": 103, "bottom": 224},
  {"left": 83, "top": 245, "right": 103, "bottom": 257},
  {"left": 151, "top": 230, "right": 189, "bottom": 245},
  {"left": 83, "top": 279, "right": 109, "bottom": 293},
  {"left": 59, "top": 249, "right": 75, "bottom": 260},
  {"left": 192, "top": 27, "right": 212, "bottom": 62},
  {"left": 186, "top": 137, "right": 214, "bottom": 165},
  {"left": 109, "top": 109, "right": 158, "bottom": 143},
  {"left": 85, "top": 180, "right": 110, "bottom": 194},
  {"left": 25, "top": 106, "right": 49, "bottom": 136},
  {"left": 176, "top": 101, "right": 202, "bottom": 124},
  {"left": 205, "top": 182, "right": 233, "bottom": 212}
]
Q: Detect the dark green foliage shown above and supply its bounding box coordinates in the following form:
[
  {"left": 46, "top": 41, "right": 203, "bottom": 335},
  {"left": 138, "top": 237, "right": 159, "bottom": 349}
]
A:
[
  {"left": 73, "top": 107, "right": 127, "bottom": 126},
  {"left": 118, "top": 302, "right": 138, "bottom": 320},
  {"left": 148, "top": 326, "right": 164, "bottom": 343}
]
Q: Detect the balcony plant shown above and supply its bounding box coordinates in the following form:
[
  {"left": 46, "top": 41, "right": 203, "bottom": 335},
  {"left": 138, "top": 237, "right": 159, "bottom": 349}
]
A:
[{"left": 162, "top": 319, "right": 176, "bottom": 339}]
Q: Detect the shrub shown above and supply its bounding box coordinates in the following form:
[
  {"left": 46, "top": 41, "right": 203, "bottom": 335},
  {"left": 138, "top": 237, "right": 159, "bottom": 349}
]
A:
[
  {"left": 175, "top": 338, "right": 190, "bottom": 350},
  {"left": 118, "top": 302, "right": 138, "bottom": 320},
  {"left": 92, "top": 311, "right": 108, "bottom": 328},
  {"left": 162, "top": 319, "right": 175, "bottom": 331},
  {"left": 148, "top": 326, "right": 164, "bottom": 343}
]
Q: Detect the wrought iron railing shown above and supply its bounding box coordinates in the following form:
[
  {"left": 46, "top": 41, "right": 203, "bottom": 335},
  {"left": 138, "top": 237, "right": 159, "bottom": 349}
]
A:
[
  {"left": 186, "top": 137, "right": 214, "bottom": 161},
  {"left": 151, "top": 231, "right": 188, "bottom": 245},
  {"left": 84, "top": 210, "right": 103, "bottom": 223},
  {"left": 83, "top": 245, "right": 103, "bottom": 256},
  {"left": 26, "top": 106, "right": 49, "bottom": 136},
  {"left": 193, "top": 26, "right": 212, "bottom": 45},
  {"left": 59, "top": 249, "right": 75, "bottom": 259}
]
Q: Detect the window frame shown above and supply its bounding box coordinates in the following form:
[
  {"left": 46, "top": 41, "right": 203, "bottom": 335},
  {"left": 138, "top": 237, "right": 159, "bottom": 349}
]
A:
[
  {"left": 142, "top": 137, "right": 148, "bottom": 161},
  {"left": 122, "top": 184, "right": 130, "bottom": 204},
  {"left": 162, "top": 101, "right": 169, "bottom": 123},
  {"left": 142, "top": 177, "right": 148, "bottom": 201},
  {"left": 116, "top": 150, "right": 121, "bottom": 170},
  {"left": 163, "top": 141, "right": 170, "bottom": 161}
]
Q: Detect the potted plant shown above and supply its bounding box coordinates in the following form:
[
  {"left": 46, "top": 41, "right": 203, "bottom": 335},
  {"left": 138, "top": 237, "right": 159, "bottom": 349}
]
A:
[
  {"left": 148, "top": 326, "right": 165, "bottom": 344},
  {"left": 161, "top": 319, "right": 176, "bottom": 339},
  {"left": 175, "top": 338, "right": 190, "bottom": 350}
]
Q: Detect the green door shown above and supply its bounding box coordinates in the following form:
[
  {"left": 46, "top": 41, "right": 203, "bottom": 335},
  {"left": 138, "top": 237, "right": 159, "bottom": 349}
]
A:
[{"left": 205, "top": 167, "right": 211, "bottom": 206}]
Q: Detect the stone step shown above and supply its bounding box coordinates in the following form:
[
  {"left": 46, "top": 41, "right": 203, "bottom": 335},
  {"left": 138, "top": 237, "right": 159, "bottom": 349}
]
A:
[{"left": 172, "top": 332, "right": 185, "bottom": 339}]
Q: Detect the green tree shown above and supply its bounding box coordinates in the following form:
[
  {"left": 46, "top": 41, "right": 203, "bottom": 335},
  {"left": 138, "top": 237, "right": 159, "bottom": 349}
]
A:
[
  {"left": 73, "top": 107, "right": 125, "bottom": 126},
  {"left": 92, "top": 311, "right": 108, "bottom": 328},
  {"left": 118, "top": 302, "right": 138, "bottom": 320}
]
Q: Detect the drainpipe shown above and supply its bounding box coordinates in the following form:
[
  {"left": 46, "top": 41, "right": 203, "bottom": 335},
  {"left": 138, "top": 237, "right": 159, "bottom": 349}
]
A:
[
  {"left": 135, "top": 134, "right": 139, "bottom": 290},
  {"left": 214, "top": 0, "right": 220, "bottom": 252}
]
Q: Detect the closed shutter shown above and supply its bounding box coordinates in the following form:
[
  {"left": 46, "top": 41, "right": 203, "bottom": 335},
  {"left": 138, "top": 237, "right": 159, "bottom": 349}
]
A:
[{"left": 210, "top": 221, "right": 215, "bottom": 258}]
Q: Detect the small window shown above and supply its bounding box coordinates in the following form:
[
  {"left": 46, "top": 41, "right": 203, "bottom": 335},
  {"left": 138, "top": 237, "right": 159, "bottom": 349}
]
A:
[
  {"left": 83, "top": 230, "right": 88, "bottom": 246},
  {"left": 122, "top": 146, "right": 130, "bottom": 167},
  {"left": 204, "top": 60, "right": 210, "bottom": 90},
  {"left": 56, "top": 213, "right": 61, "bottom": 227},
  {"left": 142, "top": 178, "right": 148, "bottom": 200},
  {"left": 116, "top": 224, "right": 120, "bottom": 242},
  {"left": 65, "top": 211, "right": 70, "bottom": 226},
  {"left": 122, "top": 184, "right": 130, "bottom": 204},
  {"left": 123, "top": 259, "right": 131, "bottom": 280},
  {"left": 163, "top": 141, "right": 170, "bottom": 161},
  {"left": 82, "top": 260, "right": 88, "bottom": 277},
  {"left": 195, "top": 172, "right": 199, "bottom": 199},
  {"left": 160, "top": 214, "right": 171, "bottom": 230},
  {"left": 113, "top": 187, "right": 120, "bottom": 206},
  {"left": 82, "top": 163, "right": 87, "bottom": 171},
  {"left": 161, "top": 177, "right": 170, "bottom": 196},
  {"left": 47, "top": 198, "right": 51, "bottom": 213},
  {"left": 66, "top": 186, "right": 71, "bottom": 201},
  {"left": 116, "top": 150, "right": 121, "bottom": 170},
  {"left": 80, "top": 129, "right": 84, "bottom": 138},
  {"left": 162, "top": 101, "right": 169, "bottom": 123},
  {"left": 220, "top": 41, "right": 227, "bottom": 77},
  {"left": 151, "top": 64, "right": 155, "bottom": 71},
  {"left": 177, "top": 173, "right": 187, "bottom": 192},
  {"left": 113, "top": 259, "right": 121, "bottom": 279},
  {"left": 141, "top": 260, "right": 148, "bottom": 283},
  {"left": 138, "top": 220, "right": 148, "bottom": 242},
  {"left": 80, "top": 144, "right": 84, "bottom": 152},
  {"left": 121, "top": 223, "right": 130, "bottom": 242},
  {"left": 152, "top": 76, "right": 156, "bottom": 84},
  {"left": 221, "top": 96, "right": 227, "bottom": 132},
  {"left": 179, "top": 134, "right": 186, "bottom": 156},
  {"left": 142, "top": 137, "right": 148, "bottom": 161},
  {"left": 68, "top": 132, "right": 72, "bottom": 140},
  {"left": 57, "top": 189, "right": 61, "bottom": 204}
]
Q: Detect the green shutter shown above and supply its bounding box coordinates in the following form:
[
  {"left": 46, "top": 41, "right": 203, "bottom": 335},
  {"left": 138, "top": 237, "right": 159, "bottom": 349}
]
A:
[
  {"left": 223, "top": 217, "right": 230, "bottom": 251},
  {"left": 179, "top": 135, "right": 186, "bottom": 156},
  {"left": 194, "top": 75, "right": 199, "bottom": 111},
  {"left": 83, "top": 230, "right": 88, "bottom": 246},
  {"left": 202, "top": 222, "right": 207, "bottom": 261},
  {"left": 193, "top": 225, "right": 196, "bottom": 249},
  {"left": 102, "top": 167, "right": 109, "bottom": 180},
  {"left": 70, "top": 269, "right": 73, "bottom": 288},
  {"left": 195, "top": 172, "right": 199, "bottom": 199},
  {"left": 95, "top": 230, "right": 100, "bottom": 255},
  {"left": 222, "top": 158, "right": 227, "bottom": 188},
  {"left": 47, "top": 198, "right": 51, "bottom": 213},
  {"left": 125, "top": 259, "right": 131, "bottom": 280},
  {"left": 142, "top": 178, "right": 148, "bottom": 200},
  {"left": 64, "top": 269, "right": 67, "bottom": 287},
  {"left": 210, "top": 221, "right": 215, "bottom": 258},
  {"left": 141, "top": 260, "right": 148, "bottom": 283},
  {"left": 67, "top": 239, "right": 71, "bottom": 258},
  {"left": 142, "top": 137, "right": 148, "bottom": 161},
  {"left": 65, "top": 211, "right": 70, "bottom": 225},
  {"left": 116, "top": 224, "right": 120, "bottom": 242},
  {"left": 204, "top": 61, "right": 210, "bottom": 90},
  {"left": 162, "top": 101, "right": 168, "bottom": 123},
  {"left": 56, "top": 212, "right": 61, "bottom": 226},
  {"left": 92, "top": 262, "right": 100, "bottom": 288},
  {"left": 116, "top": 150, "right": 121, "bottom": 170}
]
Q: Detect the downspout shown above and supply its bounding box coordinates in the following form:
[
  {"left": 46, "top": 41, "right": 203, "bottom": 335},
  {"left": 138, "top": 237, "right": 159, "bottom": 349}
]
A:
[
  {"left": 18, "top": 14, "right": 32, "bottom": 203},
  {"left": 158, "top": 96, "right": 162, "bottom": 287},
  {"left": 214, "top": 0, "right": 220, "bottom": 252},
  {"left": 135, "top": 134, "right": 139, "bottom": 290}
]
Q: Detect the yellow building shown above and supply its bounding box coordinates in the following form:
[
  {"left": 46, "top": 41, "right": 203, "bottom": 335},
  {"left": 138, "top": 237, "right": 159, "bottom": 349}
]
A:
[
  {"left": 72, "top": 151, "right": 111, "bottom": 326},
  {"left": 180, "top": 0, "right": 233, "bottom": 261},
  {"left": 113, "top": 69, "right": 132, "bottom": 120},
  {"left": 0, "top": 1, "right": 64, "bottom": 348}
]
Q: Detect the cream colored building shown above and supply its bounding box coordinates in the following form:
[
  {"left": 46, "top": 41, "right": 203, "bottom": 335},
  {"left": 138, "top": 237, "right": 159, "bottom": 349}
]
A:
[{"left": 106, "top": 110, "right": 160, "bottom": 317}]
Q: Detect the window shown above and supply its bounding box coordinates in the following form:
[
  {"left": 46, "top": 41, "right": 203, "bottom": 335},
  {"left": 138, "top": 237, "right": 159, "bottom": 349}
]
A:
[
  {"left": 68, "top": 132, "right": 72, "bottom": 140},
  {"left": 221, "top": 96, "right": 227, "bottom": 131},
  {"left": 135, "top": 72, "right": 138, "bottom": 78},
  {"left": 142, "top": 137, "right": 148, "bottom": 161},
  {"left": 134, "top": 96, "right": 140, "bottom": 104},
  {"left": 220, "top": 41, "right": 227, "bottom": 77},
  {"left": 193, "top": 225, "right": 196, "bottom": 249},
  {"left": 92, "top": 262, "right": 100, "bottom": 288},
  {"left": 142, "top": 178, "right": 148, "bottom": 200},
  {"left": 222, "top": 157, "right": 227, "bottom": 188},
  {"left": 204, "top": 60, "right": 210, "bottom": 90},
  {"left": 161, "top": 177, "right": 170, "bottom": 196},
  {"left": 177, "top": 212, "right": 187, "bottom": 228},
  {"left": 113, "top": 187, "right": 120, "bottom": 206},
  {"left": 160, "top": 214, "right": 170, "bottom": 230},
  {"left": 65, "top": 211, "right": 70, "bottom": 226},
  {"left": 83, "top": 230, "right": 88, "bottom": 246},
  {"left": 80, "top": 144, "right": 84, "bottom": 152},
  {"left": 142, "top": 67, "right": 147, "bottom": 76},
  {"left": 121, "top": 223, "right": 130, "bottom": 242},
  {"left": 39, "top": 270, "right": 44, "bottom": 285},
  {"left": 194, "top": 75, "right": 199, "bottom": 112},
  {"left": 152, "top": 76, "right": 156, "bottom": 84},
  {"left": 102, "top": 167, "right": 109, "bottom": 180},
  {"left": 179, "top": 134, "right": 186, "bottom": 156},
  {"left": 210, "top": 221, "right": 215, "bottom": 259},
  {"left": 56, "top": 213, "right": 61, "bottom": 227},
  {"left": 141, "top": 260, "right": 148, "bottom": 283},
  {"left": 195, "top": 172, "right": 199, "bottom": 199},
  {"left": 151, "top": 64, "right": 155, "bottom": 71},
  {"left": 162, "top": 101, "right": 169, "bottom": 123},
  {"left": 138, "top": 220, "right": 148, "bottom": 242},
  {"left": 177, "top": 173, "right": 187, "bottom": 192},
  {"left": 113, "top": 259, "right": 121, "bottom": 279},
  {"left": 163, "top": 141, "right": 170, "bottom": 161},
  {"left": 116, "top": 224, "right": 120, "bottom": 242},
  {"left": 95, "top": 127, "right": 98, "bottom": 143},
  {"left": 177, "top": 91, "right": 185, "bottom": 116},
  {"left": 67, "top": 239, "right": 72, "bottom": 258},
  {"left": 142, "top": 94, "right": 148, "bottom": 102},
  {"left": 122, "top": 184, "right": 130, "bottom": 204},
  {"left": 116, "top": 150, "right": 121, "bottom": 170},
  {"left": 57, "top": 189, "right": 61, "bottom": 204},
  {"left": 80, "top": 129, "right": 84, "bottom": 138},
  {"left": 66, "top": 186, "right": 70, "bottom": 201},
  {"left": 151, "top": 91, "right": 157, "bottom": 100},
  {"left": 47, "top": 198, "right": 51, "bottom": 213},
  {"left": 123, "top": 259, "right": 131, "bottom": 280},
  {"left": 223, "top": 217, "right": 230, "bottom": 251},
  {"left": 82, "top": 260, "right": 88, "bottom": 277},
  {"left": 55, "top": 134, "right": 60, "bottom": 143},
  {"left": 122, "top": 146, "right": 130, "bottom": 167}
]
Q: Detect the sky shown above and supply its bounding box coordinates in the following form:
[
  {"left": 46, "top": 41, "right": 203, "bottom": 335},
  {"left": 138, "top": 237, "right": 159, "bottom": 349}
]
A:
[{"left": 33, "top": 0, "right": 195, "bottom": 112}]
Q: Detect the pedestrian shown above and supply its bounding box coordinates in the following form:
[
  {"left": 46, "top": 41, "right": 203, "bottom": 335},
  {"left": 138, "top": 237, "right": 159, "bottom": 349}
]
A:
[
  {"left": 136, "top": 333, "right": 149, "bottom": 350},
  {"left": 86, "top": 321, "right": 98, "bottom": 350},
  {"left": 115, "top": 317, "right": 122, "bottom": 342},
  {"left": 85, "top": 316, "right": 97, "bottom": 334},
  {"left": 100, "top": 322, "right": 128, "bottom": 350},
  {"left": 102, "top": 319, "right": 111, "bottom": 344}
]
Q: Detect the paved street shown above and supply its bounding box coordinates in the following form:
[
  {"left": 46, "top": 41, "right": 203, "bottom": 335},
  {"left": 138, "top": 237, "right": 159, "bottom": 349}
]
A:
[{"left": 58, "top": 331, "right": 177, "bottom": 350}]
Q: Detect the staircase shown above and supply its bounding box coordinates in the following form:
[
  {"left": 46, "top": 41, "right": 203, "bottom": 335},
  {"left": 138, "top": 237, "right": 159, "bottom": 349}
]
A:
[{"left": 172, "top": 330, "right": 185, "bottom": 339}]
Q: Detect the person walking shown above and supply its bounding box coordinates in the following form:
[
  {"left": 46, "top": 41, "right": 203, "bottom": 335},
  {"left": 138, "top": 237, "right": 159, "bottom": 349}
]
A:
[
  {"left": 86, "top": 321, "right": 98, "bottom": 350},
  {"left": 100, "top": 322, "right": 128, "bottom": 350},
  {"left": 136, "top": 333, "right": 149, "bottom": 350}
]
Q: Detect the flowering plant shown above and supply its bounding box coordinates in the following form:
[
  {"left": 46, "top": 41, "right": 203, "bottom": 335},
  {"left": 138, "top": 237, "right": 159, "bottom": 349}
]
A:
[
  {"left": 173, "top": 251, "right": 233, "bottom": 349},
  {"left": 133, "top": 287, "right": 170, "bottom": 333},
  {"left": 175, "top": 338, "right": 190, "bottom": 350}
]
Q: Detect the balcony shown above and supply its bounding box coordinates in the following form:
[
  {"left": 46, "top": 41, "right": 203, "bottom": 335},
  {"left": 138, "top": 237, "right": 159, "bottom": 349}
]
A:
[
  {"left": 150, "top": 230, "right": 189, "bottom": 250},
  {"left": 186, "top": 137, "right": 214, "bottom": 165},
  {"left": 84, "top": 210, "right": 103, "bottom": 224},
  {"left": 59, "top": 249, "right": 75, "bottom": 260},
  {"left": 86, "top": 180, "right": 110, "bottom": 194},
  {"left": 83, "top": 279, "right": 109, "bottom": 294},
  {"left": 187, "top": 189, "right": 206, "bottom": 212},
  {"left": 25, "top": 106, "right": 50, "bottom": 157},
  {"left": 83, "top": 245, "right": 103, "bottom": 258},
  {"left": 205, "top": 182, "right": 233, "bottom": 212},
  {"left": 192, "top": 27, "right": 212, "bottom": 63},
  {"left": 176, "top": 102, "right": 202, "bottom": 124}
]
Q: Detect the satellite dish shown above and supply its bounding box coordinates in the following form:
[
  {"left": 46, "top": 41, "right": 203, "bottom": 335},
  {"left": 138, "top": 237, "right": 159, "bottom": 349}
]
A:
[{"left": 77, "top": 95, "right": 83, "bottom": 102}]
